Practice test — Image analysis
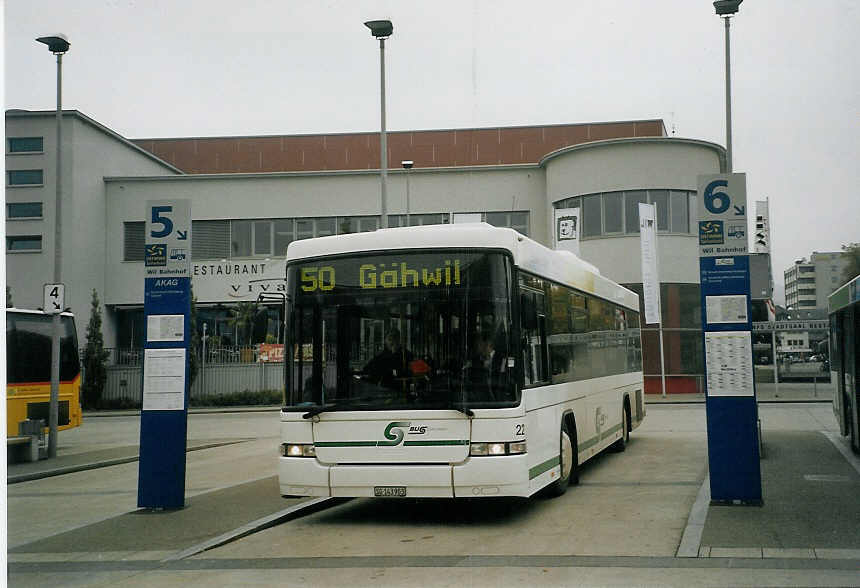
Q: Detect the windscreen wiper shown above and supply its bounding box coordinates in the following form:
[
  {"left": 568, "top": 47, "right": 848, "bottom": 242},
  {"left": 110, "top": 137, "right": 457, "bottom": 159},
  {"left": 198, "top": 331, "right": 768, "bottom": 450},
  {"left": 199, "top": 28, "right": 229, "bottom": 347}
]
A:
[
  {"left": 449, "top": 403, "right": 474, "bottom": 418},
  {"left": 302, "top": 403, "right": 344, "bottom": 419}
]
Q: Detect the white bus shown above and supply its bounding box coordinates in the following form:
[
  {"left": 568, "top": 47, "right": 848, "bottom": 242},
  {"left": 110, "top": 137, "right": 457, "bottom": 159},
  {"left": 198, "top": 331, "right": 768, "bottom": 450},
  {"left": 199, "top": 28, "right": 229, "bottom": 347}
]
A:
[{"left": 278, "top": 223, "right": 644, "bottom": 498}]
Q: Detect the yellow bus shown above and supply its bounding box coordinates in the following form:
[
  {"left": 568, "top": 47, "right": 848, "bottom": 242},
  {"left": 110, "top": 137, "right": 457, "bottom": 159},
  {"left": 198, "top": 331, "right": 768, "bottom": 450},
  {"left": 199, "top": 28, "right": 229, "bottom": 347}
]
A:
[{"left": 6, "top": 308, "right": 82, "bottom": 436}]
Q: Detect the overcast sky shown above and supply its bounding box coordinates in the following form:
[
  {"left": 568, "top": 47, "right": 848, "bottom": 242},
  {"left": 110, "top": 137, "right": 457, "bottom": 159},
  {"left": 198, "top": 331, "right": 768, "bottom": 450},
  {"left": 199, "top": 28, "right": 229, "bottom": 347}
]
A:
[{"left": 4, "top": 0, "right": 859, "bottom": 304}]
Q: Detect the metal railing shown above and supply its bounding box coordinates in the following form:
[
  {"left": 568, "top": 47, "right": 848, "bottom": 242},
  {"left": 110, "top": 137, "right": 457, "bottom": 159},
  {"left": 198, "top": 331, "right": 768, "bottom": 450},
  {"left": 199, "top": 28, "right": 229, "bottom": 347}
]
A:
[{"left": 101, "top": 346, "right": 285, "bottom": 404}]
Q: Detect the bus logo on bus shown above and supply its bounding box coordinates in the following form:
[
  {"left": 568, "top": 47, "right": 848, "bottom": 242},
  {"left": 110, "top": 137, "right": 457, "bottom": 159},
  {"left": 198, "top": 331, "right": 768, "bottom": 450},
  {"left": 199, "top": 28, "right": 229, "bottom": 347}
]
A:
[{"left": 379, "top": 421, "right": 428, "bottom": 446}]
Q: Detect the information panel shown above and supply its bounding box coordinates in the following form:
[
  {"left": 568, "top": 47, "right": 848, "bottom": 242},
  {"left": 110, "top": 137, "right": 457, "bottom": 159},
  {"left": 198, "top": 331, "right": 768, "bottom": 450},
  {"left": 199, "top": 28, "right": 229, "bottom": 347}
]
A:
[
  {"left": 138, "top": 200, "right": 192, "bottom": 510},
  {"left": 697, "top": 174, "right": 761, "bottom": 505},
  {"left": 704, "top": 331, "right": 754, "bottom": 397}
]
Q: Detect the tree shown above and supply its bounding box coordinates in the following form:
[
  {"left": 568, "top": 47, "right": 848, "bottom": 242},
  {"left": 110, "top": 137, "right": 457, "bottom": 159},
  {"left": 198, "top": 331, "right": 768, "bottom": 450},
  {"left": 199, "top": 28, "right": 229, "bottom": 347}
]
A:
[
  {"left": 189, "top": 287, "right": 200, "bottom": 387},
  {"left": 840, "top": 242, "right": 860, "bottom": 285},
  {"left": 81, "top": 289, "right": 110, "bottom": 409},
  {"left": 228, "top": 301, "right": 259, "bottom": 345}
]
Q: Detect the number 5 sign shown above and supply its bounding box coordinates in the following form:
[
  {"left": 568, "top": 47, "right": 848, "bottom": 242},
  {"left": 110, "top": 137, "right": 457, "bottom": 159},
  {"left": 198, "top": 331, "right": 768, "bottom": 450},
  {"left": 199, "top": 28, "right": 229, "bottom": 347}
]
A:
[
  {"left": 697, "top": 173, "right": 747, "bottom": 257},
  {"left": 145, "top": 200, "right": 191, "bottom": 278}
]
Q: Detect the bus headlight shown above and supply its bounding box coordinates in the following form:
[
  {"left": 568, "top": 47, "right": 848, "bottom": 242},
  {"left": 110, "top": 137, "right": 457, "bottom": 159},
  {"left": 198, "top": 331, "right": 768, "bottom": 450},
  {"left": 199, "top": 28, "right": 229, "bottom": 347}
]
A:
[
  {"left": 281, "top": 443, "right": 316, "bottom": 457},
  {"left": 470, "top": 441, "right": 526, "bottom": 456}
]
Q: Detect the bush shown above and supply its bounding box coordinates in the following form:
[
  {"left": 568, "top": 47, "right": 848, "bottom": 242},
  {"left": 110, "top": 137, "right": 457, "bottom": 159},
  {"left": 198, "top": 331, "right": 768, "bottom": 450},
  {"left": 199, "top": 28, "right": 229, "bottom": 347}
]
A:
[{"left": 191, "top": 389, "right": 283, "bottom": 407}]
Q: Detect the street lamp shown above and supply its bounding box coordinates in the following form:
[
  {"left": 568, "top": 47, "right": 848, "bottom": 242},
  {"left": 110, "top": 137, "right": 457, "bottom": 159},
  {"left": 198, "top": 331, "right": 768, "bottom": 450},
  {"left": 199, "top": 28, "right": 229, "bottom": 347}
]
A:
[
  {"left": 36, "top": 33, "right": 70, "bottom": 459},
  {"left": 364, "top": 19, "right": 393, "bottom": 229},
  {"left": 713, "top": 0, "right": 741, "bottom": 172},
  {"left": 401, "top": 160, "right": 413, "bottom": 226}
]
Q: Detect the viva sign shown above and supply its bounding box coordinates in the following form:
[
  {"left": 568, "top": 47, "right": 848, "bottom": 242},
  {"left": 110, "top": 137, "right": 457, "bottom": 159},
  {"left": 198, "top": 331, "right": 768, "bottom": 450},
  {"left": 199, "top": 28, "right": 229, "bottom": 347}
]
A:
[{"left": 191, "top": 260, "right": 286, "bottom": 301}]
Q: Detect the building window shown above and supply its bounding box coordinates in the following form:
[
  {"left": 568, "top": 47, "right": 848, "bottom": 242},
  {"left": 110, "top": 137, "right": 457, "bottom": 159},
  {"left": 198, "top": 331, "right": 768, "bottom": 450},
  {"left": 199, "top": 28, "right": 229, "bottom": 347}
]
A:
[
  {"left": 388, "top": 213, "right": 448, "bottom": 227},
  {"left": 582, "top": 195, "right": 601, "bottom": 237},
  {"left": 7, "top": 170, "right": 44, "bottom": 186},
  {"left": 603, "top": 193, "right": 623, "bottom": 234},
  {"left": 624, "top": 191, "right": 647, "bottom": 234},
  {"left": 650, "top": 190, "right": 669, "bottom": 231},
  {"left": 8, "top": 137, "right": 44, "bottom": 153},
  {"left": 296, "top": 217, "right": 335, "bottom": 241},
  {"left": 192, "top": 220, "right": 230, "bottom": 259},
  {"left": 338, "top": 216, "right": 380, "bottom": 234},
  {"left": 485, "top": 211, "right": 529, "bottom": 236},
  {"left": 6, "top": 202, "right": 43, "bottom": 219},
  {"left": 7, "top": 235, "right": 42, "bottom": 252},
  {"left": 670, "top": 191, "right": 689, "bottom": 233}
]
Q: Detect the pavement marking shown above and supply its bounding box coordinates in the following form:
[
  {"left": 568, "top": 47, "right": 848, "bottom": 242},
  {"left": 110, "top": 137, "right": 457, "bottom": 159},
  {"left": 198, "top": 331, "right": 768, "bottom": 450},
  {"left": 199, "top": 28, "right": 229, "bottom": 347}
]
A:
[
  {"left": 10, "top": 554, "right": 860, "bottom": 574},
  {"left": 8, "top": 440, "right": 250, "bottom": 484},
  {"left": 821, "top": 430, "right": 860, "bottom": 477},
  {"left": 762, "top": 548, "right": 816, "bottom": 559},
  {"left": 802, "top": 474, "right": 852, "bottom": 482},
  {"left": 579, "top": 481, "right": 701, "bottom": 487},
  {"left": 710, "top": 547, "right": 763, "bottom": 558},
  {"left": 675, "top": 472, "right": 710, "bottom": 558},
  {"left": 161, "top": 497, "right": 339, "bottom": 562}
]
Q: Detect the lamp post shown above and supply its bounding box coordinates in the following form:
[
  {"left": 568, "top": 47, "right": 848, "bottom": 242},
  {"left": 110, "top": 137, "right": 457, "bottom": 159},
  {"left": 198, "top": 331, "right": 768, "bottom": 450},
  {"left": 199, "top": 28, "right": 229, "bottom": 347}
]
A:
[
  {"left": 401, "top": 160, "right": 413, "bottom": 226},
  {"left": 36, "top": 34, "right": 70, "bottom": 459},
  {"left": 364, "top": 19, "right": 393, "bottom": 229},
  {"left": 713, "top": 0, "right": 742, "bottom": 172}
]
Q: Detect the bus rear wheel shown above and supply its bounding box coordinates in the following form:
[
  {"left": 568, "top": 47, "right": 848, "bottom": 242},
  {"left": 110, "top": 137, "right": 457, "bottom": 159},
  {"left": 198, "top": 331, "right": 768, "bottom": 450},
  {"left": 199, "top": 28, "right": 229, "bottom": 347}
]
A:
[{"left": 611, "top": 403, "right": 630, "bottom": 452}]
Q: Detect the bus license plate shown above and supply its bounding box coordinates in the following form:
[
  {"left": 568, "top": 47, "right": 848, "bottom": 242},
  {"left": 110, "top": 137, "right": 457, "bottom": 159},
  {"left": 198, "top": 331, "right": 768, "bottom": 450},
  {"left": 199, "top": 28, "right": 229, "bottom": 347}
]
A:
[{"left": 374, "top": 486, "right": 406, "bottom": 497}]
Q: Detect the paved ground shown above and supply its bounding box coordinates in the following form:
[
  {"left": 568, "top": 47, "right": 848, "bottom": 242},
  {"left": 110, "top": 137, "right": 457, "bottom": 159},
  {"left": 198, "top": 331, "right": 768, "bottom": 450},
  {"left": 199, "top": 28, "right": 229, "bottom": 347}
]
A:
[{"left": 6, "top": 396, "right": 860, "bottom": 587}]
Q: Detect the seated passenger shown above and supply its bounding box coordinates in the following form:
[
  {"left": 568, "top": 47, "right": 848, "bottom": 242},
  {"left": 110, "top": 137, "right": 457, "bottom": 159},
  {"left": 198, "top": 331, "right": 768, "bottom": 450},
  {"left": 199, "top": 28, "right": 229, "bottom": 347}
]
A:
[{"left": 363, "top": 328, "right": 413, "bottom": 389}]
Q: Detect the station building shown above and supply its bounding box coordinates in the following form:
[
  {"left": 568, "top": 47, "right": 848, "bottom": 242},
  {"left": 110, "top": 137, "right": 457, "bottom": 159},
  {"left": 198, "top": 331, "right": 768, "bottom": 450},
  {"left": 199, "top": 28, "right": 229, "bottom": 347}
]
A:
[{"left": 5, "top": 109, "right": 726, "bottom": 394}]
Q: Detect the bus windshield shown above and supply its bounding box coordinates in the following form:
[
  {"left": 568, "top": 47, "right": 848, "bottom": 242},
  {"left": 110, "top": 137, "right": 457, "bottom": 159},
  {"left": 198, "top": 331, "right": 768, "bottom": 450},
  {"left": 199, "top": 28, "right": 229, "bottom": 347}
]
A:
[{"left": 286, "top": 250, "right": 516, "bottom": 411}]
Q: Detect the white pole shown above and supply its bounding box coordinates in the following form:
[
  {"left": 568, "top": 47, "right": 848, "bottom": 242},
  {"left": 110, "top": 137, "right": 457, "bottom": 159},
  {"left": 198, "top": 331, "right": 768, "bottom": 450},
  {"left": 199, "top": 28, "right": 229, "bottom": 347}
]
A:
[
  {"left": 379, "top": 37, "right": 388, "bottom": 228},
  {"left": 48, "top": 51, "right": 64, "bottom": 458},
  {"left": 772, "top": 329, "right": 779, "bottom": 397},
  {"left": 202, "top": 323, "right": 207, "bottom": 398},
  {"left": 659, "top": 324, "right": 667, "bottom": 398}
]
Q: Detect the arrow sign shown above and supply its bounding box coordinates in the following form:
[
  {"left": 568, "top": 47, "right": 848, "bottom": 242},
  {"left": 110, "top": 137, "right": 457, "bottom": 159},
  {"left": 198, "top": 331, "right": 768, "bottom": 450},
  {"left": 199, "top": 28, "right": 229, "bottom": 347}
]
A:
[
  {"left": 43, "top": 283, "right": 65, "bottom": 314},
  {"left": 177, "top": 230, "right": 188, "bottom": 240},
  {"left": 733, "top": 205, "right": 745, "bottom": 216}
]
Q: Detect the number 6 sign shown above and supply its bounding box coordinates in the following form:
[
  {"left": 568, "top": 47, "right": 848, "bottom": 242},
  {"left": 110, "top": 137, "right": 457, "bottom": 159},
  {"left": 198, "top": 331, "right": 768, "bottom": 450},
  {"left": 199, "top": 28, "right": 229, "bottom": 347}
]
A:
[{"left": 697, "top": 173, "right": 747, "bottom": 257}]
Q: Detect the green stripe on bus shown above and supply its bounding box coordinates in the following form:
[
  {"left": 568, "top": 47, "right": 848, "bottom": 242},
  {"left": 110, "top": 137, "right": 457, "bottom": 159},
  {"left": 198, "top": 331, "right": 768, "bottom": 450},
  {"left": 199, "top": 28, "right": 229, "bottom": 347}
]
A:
[
  {"left": 315, "top": 439, "right": 469, "bottom": 447},
  {"left": 578, "top": 424, "right": 623, "bottom": 452},
  {"left": 403, "top": 440, "right": 470, "bottom": 446},
  {"left": 529, "top": 455, "right": 560, "bottom": 479},
  {"left": 314, "top": 441, "right": 377, "bottom": 447},
  {"left": 531, "top": 424, "right": 625, "bottom": 479}
]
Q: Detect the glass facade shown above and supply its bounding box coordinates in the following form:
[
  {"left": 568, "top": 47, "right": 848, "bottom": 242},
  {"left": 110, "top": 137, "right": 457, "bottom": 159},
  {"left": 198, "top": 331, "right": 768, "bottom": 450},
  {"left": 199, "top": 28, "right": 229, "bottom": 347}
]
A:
[
  {"left": 123, "top": 212, "right": 530, "bottom": 262},
  {"left": 555, "top": 189, "right": 695, "bottom": 237}
]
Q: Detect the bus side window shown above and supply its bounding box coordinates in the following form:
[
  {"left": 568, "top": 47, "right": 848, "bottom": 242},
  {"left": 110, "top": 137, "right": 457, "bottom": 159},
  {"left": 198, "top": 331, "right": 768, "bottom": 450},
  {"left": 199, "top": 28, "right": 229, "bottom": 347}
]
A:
[{"left": 520, "top": 290, "right": 548, "bottom": 385}]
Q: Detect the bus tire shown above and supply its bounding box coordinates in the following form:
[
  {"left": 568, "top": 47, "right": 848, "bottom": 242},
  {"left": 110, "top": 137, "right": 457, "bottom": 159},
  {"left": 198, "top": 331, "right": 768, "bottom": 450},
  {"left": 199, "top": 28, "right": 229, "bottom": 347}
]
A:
[
  {"left": 611, "top": 402, "right": 630, "bottom": 453},
  {"left": 547, "top": 422, "right": 578, "bottom": 496}
]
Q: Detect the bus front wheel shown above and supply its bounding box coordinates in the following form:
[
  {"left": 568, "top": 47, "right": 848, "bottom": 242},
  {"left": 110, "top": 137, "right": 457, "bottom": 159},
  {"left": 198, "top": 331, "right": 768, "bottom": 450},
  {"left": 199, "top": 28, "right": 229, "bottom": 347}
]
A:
[{"left": 547, "top": 423, "right": 578, "bottom": 496}]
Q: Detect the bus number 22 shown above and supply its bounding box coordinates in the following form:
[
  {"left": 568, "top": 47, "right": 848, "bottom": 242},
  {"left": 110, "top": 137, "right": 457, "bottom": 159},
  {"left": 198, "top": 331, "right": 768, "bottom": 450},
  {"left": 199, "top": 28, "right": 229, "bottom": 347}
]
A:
[{"left": 515, "top": 424, "right": 525, "bottom": 436}]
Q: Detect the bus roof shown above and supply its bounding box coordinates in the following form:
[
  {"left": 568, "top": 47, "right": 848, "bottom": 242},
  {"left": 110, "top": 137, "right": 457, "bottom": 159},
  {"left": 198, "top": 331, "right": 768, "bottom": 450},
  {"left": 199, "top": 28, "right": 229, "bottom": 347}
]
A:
[
  {"left": 828, "top": 275, "right": 859, "bottom": 315},
  {"left": 6, "top": 308, "right": 75, "bottom": 318},
  {"left": 286, "top": 223, "right": 639, "bottom": 311}
]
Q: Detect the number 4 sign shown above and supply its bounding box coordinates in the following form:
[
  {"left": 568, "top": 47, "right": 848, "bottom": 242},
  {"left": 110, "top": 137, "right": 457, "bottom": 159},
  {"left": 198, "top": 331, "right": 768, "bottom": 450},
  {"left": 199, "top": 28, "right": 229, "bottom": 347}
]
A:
[{"left": 44, "top": 283, "right": 65, "bottom": 314}]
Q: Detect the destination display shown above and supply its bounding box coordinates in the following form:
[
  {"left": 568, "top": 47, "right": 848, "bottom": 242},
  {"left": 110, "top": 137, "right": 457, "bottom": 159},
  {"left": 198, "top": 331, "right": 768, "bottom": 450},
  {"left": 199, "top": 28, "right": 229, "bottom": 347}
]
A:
[{"left": 293, "top": 253, "right": 498, "bottom": 294}]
